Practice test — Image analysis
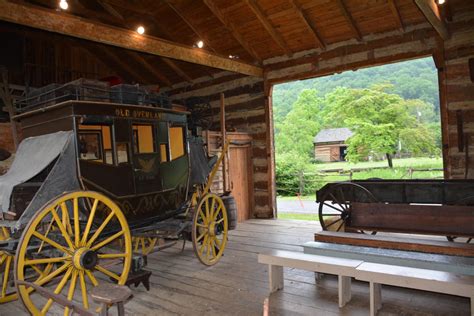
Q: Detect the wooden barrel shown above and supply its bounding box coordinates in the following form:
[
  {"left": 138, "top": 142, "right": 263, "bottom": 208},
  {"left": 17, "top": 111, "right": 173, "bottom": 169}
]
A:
[{"left": 222, "top": 195, "right": 238, "bottom": 230}]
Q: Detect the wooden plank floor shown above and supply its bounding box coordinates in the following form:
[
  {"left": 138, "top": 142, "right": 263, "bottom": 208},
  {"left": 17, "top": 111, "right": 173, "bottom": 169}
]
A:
[{"left": 1, "top": 219, "right": 471, "bottom": 315}]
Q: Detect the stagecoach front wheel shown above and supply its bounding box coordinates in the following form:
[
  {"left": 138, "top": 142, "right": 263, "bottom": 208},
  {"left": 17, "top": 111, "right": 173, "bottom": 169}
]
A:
[
  {"left": 192, "top": 194, "right": 228, "bottom": 266},
  {"left": 15, "top": 191, "right": 132, "bottom": 316},
  {"left": 0, "top": 227, "right": 17, "bottom": 303}
]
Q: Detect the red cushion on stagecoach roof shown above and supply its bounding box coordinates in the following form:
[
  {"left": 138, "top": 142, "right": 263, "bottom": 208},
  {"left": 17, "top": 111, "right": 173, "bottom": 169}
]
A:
[{"left": 100, "top": 75, "right": 123, "bottom": 86}]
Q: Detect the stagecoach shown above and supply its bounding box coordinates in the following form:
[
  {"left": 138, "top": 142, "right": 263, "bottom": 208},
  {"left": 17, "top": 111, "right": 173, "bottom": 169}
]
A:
[{"left": 0, "top": 81, "right": 235, "bottom": 315}]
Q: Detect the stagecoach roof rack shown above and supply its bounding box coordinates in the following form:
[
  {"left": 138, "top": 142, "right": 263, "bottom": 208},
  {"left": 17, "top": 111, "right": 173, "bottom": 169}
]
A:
[{"left": 14, "top": 79, "right": 171, "bottom": 114}]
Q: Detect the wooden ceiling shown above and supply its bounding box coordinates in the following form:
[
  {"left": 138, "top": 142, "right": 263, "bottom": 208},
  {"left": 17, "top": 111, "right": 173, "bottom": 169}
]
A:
[{"left": 1, "top": 0, "right": 434, "bottom": 87}]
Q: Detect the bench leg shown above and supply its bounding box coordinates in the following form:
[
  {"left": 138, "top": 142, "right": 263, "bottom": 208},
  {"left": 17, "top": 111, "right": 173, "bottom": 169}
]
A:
[
  {"left": 369, "top": 282, "right": 382, "bottom": 316},
  {"left": 471, "top": 296, "right": 473, "bottom": 316},
  {"left": 268, "top": 265, "right": 283, "bottom": 293},
  {"left": 338, "top": 276, "right": 351, "bottom": 308}
]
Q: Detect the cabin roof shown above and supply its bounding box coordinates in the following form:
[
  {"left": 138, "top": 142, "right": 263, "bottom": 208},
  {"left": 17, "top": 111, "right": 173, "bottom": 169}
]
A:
[{"left": 313, "top": 128, "right": 353, "bottom": 144}]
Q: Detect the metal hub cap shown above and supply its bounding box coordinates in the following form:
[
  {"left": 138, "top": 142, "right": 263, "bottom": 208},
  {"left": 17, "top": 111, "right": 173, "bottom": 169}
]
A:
[{"left": 73, "top": 248, "right": 98, "bottom": 270}]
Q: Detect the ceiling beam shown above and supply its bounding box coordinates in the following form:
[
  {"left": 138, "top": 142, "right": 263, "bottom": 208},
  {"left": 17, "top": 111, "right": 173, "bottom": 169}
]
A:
[
  {"left": 129, "top": 53, "right": 173, "bottom": 87},
  {"left": 388, "top": 0, "right": 404, "bottom": 31},
  {"left": 203, "top": 0, "right": 261, "bottom": 62},
  {"left": 335, "top": 0, "right": 362, "bottom": 41},
  {"left": 245, "top": 0, "right": 292, "bottom": 57},
  {"left": 161, "top": 57, "right": 193, "bottom": 83},
  {"left": 288, "top": 0, "right": 325, "bottom": 49},
  {"left": 164, "top": 0, "right": 218, "bottom": 54},
  {"left": 0, "top": 0, "right": 263, "bottom": 77},
  {"left": 415, "top": 0, "right": 449, "bottom": 40}
]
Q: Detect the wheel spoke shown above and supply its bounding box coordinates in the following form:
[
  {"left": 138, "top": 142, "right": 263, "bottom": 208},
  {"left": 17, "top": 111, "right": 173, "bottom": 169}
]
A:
[
  {"left": 86, "top": 211, "right": 115, "bottom": 248},
  {"left": 336, "top": 219, "right": 345, "bottom": 232},
  {"left": 34, "top": 262, "right": 71, "bottom": 287},
  {"left": 37, "top": 216, "right": 55, "bottom": 254},
  {"left": 209, "top": 198, "right": 216, "bottom": 221},
  {"left": 60, "top": 203, "right": 73, "bottom": 236},
  {"left": 24, "top": 257, "right": 70, "bottom": 265},
  {"left": 41, "top": 267, "right": 72, "bottom": 315},
  {"left": 1, "top": 256, "right": 11, "bottom": 296},
  {"left": 325, "top": 218, "right": 342, "bottom": 229},
  {"left": 81, "top": 199, "right": 99, "bottom": 246},
  {"left": 321, "top": 213, "right": 342, "bottom": 216},
  {"left": 73, "top": 198, "right": 80, "bottom": 247},
  {"left": 205, "top": 198, "right": 210, "bottom": 220},
  {"left": 64, "top": 270, "right": 78, "bottom": 316},
  {"left": 50, "top": 209, "right": 75, "bottom": 250},
  {"left": 98, "top": 253, "right": 127, "bottom": 259},
  {"left": 216, "top": 218, "right": 224, "bottom": 224},
  {"left": 213, "top": 206, "right": 222, "bottom": 221},
  {"left": 322, "top": 202, "right": 344, "bottom": 213},
  {"left": 85, "top": 270, "right": 98, "bottom": 287},
  {"left": 196, "top": 223, "right": 207, "bottom": 228},
  {"left": 199, "top": 209, "right": 207, "bottom": 225},
  {"left": 95, "top": 265, "right": 120, "bottom": 281},
  {"left": 210, "top": 238, "right": 217, "bottom": 258},
  {"left": 90, "top": 231, "right": 124, "bottom": 251},
  {"left": 196, "top": 231, "right": 206, "bottom": 243},
  {"left": 32, "top": 231, "right": 71, "bottom": 255},
  {"left": 79, "top": 271, "right": 89, "bottom": 309},
  {"left": 199, "top": 236, "right": 208, "bottom": 256},
  {"left": 214, "top": 237, "right": 222, "bottom": 248}
]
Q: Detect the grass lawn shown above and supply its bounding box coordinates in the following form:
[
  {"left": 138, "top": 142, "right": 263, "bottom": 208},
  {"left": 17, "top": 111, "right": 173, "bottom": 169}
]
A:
[{"left": 277, "top": 212, "right": 319, "bottom": 221}]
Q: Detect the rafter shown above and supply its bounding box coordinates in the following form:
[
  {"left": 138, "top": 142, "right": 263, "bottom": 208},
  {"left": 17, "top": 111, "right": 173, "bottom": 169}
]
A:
[
  {"left": 388, "top": 0, "right": 404, "bottom": 31},
  {"left": 97, "top": 0, "right": 124, "bottom": 21},
  {"left": 129, "top": 53, "right": 173, "bottom": 87},
  {"left": 245, "top": 0, "right": 292, "bottom": 57},
  {"left": 335, "top": 0, "right": 362, "bottom": 41},
  {"left": 288, "top": 0, "right": 325, "bottom": 49},
  {"left": 0, "top": 1, "right": 263, "bottom": 77},
  {"left": 164, "top": 0, "right": 218, "bottom": 54},
  {"left": 86, "top": 44, "right": 145, "bottom": 83},
  {"left": 161, "top": 57, "right": 193, "bottom": 83},
  {"left": 203, "top": 0, "right": 261, "bottom": 62},
  {"left": 415, "top": 0, "right": 449, "bottom": 40}
]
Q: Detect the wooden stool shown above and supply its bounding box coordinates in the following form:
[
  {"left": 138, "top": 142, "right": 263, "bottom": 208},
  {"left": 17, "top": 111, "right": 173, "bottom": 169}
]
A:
[
  {"left": 90, "top": 283, "right": 132, "bottom": 316},
  {"left": 124, "top": 269, "right": 152, "bottom": 291}
]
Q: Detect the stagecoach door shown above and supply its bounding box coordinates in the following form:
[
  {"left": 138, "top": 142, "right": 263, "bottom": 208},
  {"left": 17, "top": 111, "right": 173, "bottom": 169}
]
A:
[{"left": 131, "top": 123, "right": 162, "bottom": 194}]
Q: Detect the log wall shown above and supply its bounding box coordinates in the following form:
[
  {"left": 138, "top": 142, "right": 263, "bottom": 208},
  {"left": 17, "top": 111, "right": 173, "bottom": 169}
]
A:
[{"left": 168, "top": 73, "right": 274, "bottom": 218}]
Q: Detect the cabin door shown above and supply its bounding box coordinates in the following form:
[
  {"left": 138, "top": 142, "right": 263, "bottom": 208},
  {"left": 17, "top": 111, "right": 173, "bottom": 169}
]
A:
[{"left": 228, "top": 144, "right": 253, "bottom": 222}]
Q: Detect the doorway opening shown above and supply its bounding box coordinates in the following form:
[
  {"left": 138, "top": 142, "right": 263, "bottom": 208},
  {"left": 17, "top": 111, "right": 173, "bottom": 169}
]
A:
[{"left": 272, "top": 57, "right": 442, "bottom": 220}]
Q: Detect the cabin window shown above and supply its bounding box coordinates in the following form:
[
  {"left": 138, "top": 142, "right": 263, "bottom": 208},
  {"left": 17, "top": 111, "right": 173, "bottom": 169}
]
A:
[
  {"left": 78, "top": 125, "right": 113, "bottom": 164},
  {"left": 132, "top": 124, "right": 156, "bottom": 153},
  {"left": 169, "top": 125, "right": 186, "bottom": 160},
  {"left": 160, "top": 144, "right": 169, "bottom": 163}
]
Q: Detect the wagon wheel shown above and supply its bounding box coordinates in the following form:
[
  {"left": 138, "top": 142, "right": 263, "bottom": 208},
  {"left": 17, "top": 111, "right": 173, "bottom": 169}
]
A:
[
  {"left": 15, "top": 191, "right": 132, "bottom": 315},
  {"left": 192, "top": 193, "right": 228, "bottom": 266},
  {"left": 318, "top": 182, "right": 378, "bottom": 234},
  {"left": 446, "top": 196, "right": 474, "bottom": 243},
  {"left": 0, "top": 227, "right": 17, "bottom": 303}
]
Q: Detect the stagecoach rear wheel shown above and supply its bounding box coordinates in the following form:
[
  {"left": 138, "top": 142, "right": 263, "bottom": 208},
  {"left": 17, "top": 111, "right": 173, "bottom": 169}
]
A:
[
  {"left": 192, "top": 194, "right": 228, "bottom": 266},
  {"left": 15, "top": 191, "right": 132, "bottom": 316},
  {"left": 318, "top": 182, "right": 378, "bottom": 234},
  {"left": 0, "top": 227, "right": 17, "bottom": 303}
]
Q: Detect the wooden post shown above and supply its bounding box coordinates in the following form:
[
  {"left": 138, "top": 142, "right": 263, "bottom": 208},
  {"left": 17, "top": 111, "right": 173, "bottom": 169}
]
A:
[
  {"left": 0, "top": 68, "right": 18, "bottom": 150},
  {"left": 220, "top": 93, "right": 227, "bottom": 192}
]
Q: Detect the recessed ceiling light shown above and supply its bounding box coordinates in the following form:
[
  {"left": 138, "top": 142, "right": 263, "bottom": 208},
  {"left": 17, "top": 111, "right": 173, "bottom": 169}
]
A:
[
  {"left": 196, "top": 40, "right": 204, "bottom": 49},
  {"left": 137, "top": 26, "right": 145, "bottom": 35},
  {"left": 59, "top": 0, "right": 68, "bottom": 10},
  {"left": 437, "top": 0, "right": 445, "bottom": 4}
]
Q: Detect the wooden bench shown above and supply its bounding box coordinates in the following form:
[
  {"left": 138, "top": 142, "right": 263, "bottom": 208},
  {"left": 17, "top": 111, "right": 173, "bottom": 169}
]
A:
[
  {"left": 355, "top": 262, "right": 474, "bottom": 316},
  {"left": 258, "top": 250, "right": 363, "bottom": 308}
]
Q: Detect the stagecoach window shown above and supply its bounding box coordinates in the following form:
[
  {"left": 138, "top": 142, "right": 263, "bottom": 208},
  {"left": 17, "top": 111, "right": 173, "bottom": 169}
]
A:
[
  {"left": 78, "top": 125, "right": 113, "bottom": 164},
  {"left": 169, "top": 125, "right": 185, "bottom": 160},
  {"left": 132, "top": 124, "right": 156, "bottom": 153},
  {"left": 160, "top": 144, "right": 169, "bottom": 163}
]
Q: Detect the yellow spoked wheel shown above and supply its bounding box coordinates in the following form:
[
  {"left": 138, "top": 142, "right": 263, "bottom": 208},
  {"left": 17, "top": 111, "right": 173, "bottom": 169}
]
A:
[
  {"left": 132, "top": 236, "right": 158, "bottom": 255},
  {"left": 192, "top": 194, "right": 228, "bottom": 266},
  {"left": 15, "top": 191, "right": 132, "bottom": 316},
  {"left": 0, "top": 227, "right": 17, "bottom": 303}
]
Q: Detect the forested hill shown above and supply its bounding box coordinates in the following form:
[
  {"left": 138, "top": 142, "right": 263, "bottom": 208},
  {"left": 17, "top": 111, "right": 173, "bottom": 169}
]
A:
[{"left": 273, "top": 57, "right": 439, "bottom": 123}]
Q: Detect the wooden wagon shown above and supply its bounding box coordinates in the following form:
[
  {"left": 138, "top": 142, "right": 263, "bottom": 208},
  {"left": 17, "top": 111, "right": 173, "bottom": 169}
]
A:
[
  {"left": 316, "top": 180, "right": 474, "bottom": 242},
  {"left": 0, "top": 84, "right": 235, "bottom": 315}
]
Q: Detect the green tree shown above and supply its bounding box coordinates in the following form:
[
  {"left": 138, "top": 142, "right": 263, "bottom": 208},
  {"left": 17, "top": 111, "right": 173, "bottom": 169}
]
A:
[
  {"left": 323, "top": 85, "right": 439, "bottom": 167},
  {"left": 275, "top": 89, "right": 323, "bottom": 158}
]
